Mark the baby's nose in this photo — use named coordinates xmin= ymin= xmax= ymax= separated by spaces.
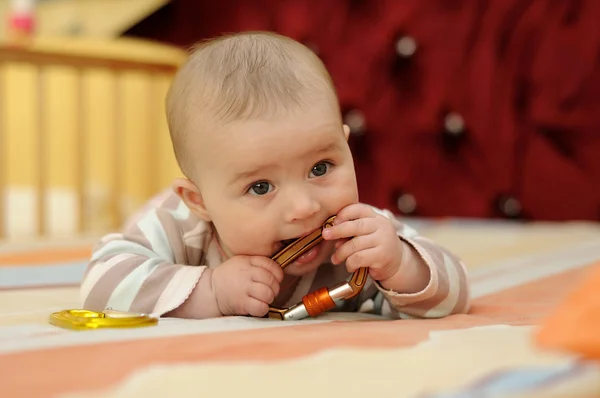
xmin=285 ymin=190 xmax=321 ymax=222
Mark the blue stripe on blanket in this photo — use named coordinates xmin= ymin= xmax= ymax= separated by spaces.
xmin=420 ymin=362 xmax=585 ymax=398
xmin=0 ymin=262 xmax=86 ymax=288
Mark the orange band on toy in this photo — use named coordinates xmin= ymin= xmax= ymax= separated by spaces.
xmin=302 ymin=287 xmax=336 ymax=317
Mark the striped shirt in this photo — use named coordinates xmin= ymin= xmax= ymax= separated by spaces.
xmin=80 ymin=189 xmax=470 ymax=319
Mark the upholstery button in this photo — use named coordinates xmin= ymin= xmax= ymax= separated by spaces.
xmin=396 ymin=193 xmax=417 ymax=215
xmin=344 ymin=109 xmax=366 ymax=135
xmin=444 ymin=112 xmax=465 ymax=136
xmin=395 ymin=35 xmax=417 ymax=58
xmin=498 ymin=195 xmax=522 ymax=218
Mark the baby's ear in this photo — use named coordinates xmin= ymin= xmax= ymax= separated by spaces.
xmin=343 ymin=124 xmax=351 ymax=140
xmin=172 ymin=178 xmax=211 ymax=222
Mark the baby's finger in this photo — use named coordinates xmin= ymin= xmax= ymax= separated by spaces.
xmin=250 ymin=267 xmax=281 ymax=297
xmin=243 ymin=297 xmax=270 ymax=317
xmin=323 ymin=217 xmax=377 ymax=240
xmin=247 ymin=282 xmax=277 ymax=305
xmin=345 ymin=247 xmax=379 ymax=272
xmin=331 ymin=235 xmax=376 ymax=265
xmin=250 ymin=256 xmax=284 ymax=283
xmin=333 ymin=203 xmax=376 ymax=224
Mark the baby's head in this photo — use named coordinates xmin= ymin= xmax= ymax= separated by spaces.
xmin=167 ymin=31 xmax=358 ymax=275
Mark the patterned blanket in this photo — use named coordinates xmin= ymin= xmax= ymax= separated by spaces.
xmin=1 ymin=219 xmax=600 ymax=398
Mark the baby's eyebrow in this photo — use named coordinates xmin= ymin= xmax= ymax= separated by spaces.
xmin=313 ymin=142 xmax=340 ymax=155
xmin=230 ymin=167 xmax=271 ymax=185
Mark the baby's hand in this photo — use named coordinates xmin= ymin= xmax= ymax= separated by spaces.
xmin=211 ymin=255 xmax=284 ymax=317
xmin=322 ymin=204 xmax=403 ymax=283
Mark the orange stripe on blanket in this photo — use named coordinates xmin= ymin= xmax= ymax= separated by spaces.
xmin=0 ymin=247 xmax=92 ymax=266
xmin=0 ymin=264 xmax=593 ymax=398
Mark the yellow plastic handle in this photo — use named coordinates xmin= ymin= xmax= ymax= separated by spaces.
xmin=49 ymin=309 xmax=158 ymax=330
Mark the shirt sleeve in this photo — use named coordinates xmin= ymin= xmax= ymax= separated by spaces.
xmin=79 ymin=191 xmax=212 ymax=317
xmin=368 ymin=208 xmax=471 ymax=319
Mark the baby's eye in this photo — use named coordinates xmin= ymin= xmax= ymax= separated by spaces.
xmin=309 ymin=161 xmax=331 ymax=178
xmin=248 ymin=181 xmax=273 ymax=196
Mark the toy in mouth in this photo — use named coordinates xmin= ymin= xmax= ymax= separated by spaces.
xmin=266 ymin=215 xmax=368 ymax=321
xmin=271 ymin=216 xmax=336 ymax=269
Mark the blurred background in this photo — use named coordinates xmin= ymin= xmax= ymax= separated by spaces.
xmin=0 ymin=0 xmax=598 ymax=248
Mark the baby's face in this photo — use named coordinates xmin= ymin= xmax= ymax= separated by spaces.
xmin=194 ymin=106 xmax=358 ymax=276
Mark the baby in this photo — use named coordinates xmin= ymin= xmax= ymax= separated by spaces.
xmin=80 ymin=32 xmax=470 ymax=320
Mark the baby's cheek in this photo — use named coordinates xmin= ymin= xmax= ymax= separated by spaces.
xmin=330 ymin=184 xmax=359 ymax=214
xmin=225 ymin=228 xmax=274 ymax=256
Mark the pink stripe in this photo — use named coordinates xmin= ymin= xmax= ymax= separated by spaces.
xmin=79 ymin=253 xmax=137 ymax=304
xmin=452 ymin=262 xmax=471 ymax=313
xmin=129 ymin=261 xmax=180 ymax=314
xmin=153 ymin=265 xmax=206 ymax=315
xmin=82 ymin=256 xmax=148 ymax=311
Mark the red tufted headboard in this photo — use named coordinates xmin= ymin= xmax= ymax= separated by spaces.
xmin=125 ymin=0 xmax=600 ymax=221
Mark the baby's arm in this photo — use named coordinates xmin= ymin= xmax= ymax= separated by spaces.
xmin=80 ymin=202 xmax=216 ymax=318
xmin=370 ymin=209 xmax=471 ymax=319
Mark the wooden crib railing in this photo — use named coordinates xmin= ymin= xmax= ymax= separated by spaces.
xmin=0 ymin=37 xmax=186 ymax=242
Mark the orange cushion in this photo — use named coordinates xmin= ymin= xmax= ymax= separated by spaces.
xmin=536 ymin=262 xmax=600 ymax=360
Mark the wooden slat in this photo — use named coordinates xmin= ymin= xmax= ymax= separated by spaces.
xmin=112 ymin=73 xmax=124 ymax=229
xmin=76 ymin=68 xmax=86 ymax=234
xmin=147 ymin=74 xmax=158 ymax=199
xmin=0 ymin=65 xmax=5 ymax=239
xmin=36 ymin=67 xmax=47 ymax=237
